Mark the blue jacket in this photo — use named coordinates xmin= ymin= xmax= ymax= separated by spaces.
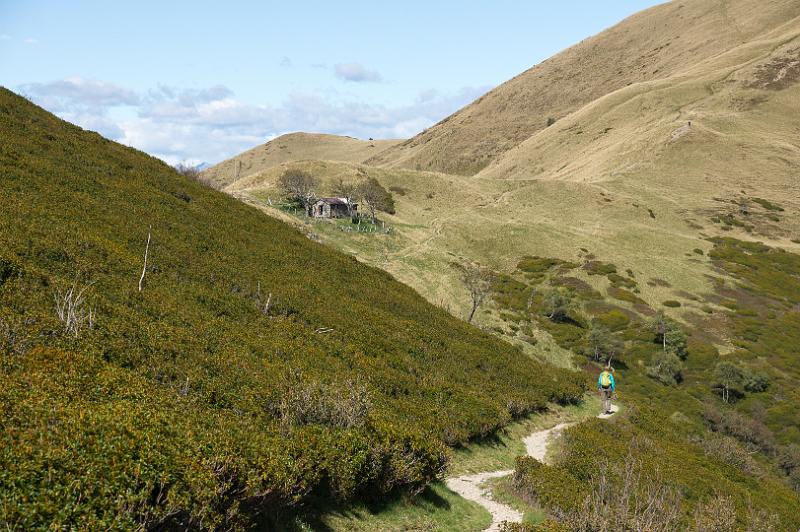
xmin=598 ymin=371 xmax=615 ymax=392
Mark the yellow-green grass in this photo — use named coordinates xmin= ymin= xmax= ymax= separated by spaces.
xmin=312 ymin=483 xmax=491 ymax=532
xmin=484 ymin=476 xmax=546 ymax=527
xmin=214 ymin=2 xmax=800 ymax=370
xmin=201 ymin=132 xmax=401 ymax=189
xmin=449 ymin=397 xmax=599 ymax=477
xmin=366 ymin=0 xmax=800 ymax=176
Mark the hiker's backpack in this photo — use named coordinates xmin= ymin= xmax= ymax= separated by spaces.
xmin=600 ymin=371 xmax=612 ymax=388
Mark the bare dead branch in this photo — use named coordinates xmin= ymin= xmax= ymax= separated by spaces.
xmin=139 ymin=226 xmax=151 ymax=292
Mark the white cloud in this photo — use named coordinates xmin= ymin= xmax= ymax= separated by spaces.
xmin=334 ymin=62 xmax=382 ymax=83
xmin=23 ymin=37 xmax=38 ymax=44
xmin=21 ymin=77 xmax=140 ymax=112
xmin=0 ymin=35 xmax=11 ymax=41
xmin=16 ymin=77 xmax=490 ymax=165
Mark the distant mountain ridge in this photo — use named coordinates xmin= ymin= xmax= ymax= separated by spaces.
xmin=365 ymin=0 xmax=800 ymax=175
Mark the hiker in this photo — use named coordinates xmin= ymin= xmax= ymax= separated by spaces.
xmin=598 ymin=367 xmax=615 ymax=415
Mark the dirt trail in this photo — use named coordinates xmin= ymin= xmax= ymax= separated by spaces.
xmin=446 ymin=405 xmax=618 ymax=531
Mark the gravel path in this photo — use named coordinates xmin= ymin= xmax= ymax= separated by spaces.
xmin=445 ymin=470 xmax=521 ymax=531
xmin=445 ymin=404 xmax=618 ymax=531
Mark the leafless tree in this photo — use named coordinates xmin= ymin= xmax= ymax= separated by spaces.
xmin=277 ymin=169 xmax=318 ymax=212
xmin=53 ymin=278 xmax=95 ymax=337
xmin=454 ymin=262 xmax=492 ymax=324
xmin=255 ymin=281 xmax=273 ymax=316
xmin=139 ymin=226 xmax=151 ymax=292
xmin=332 ymin=178 xmax=358 ymax=218
xmin=174 ymin=162 xmax=201 ymax=181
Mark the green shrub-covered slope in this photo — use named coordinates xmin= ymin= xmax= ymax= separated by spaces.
xmin=491 ymin=242 xmax=800 ymax=529
xmin=0 ymin=88 xmax=585 ymax=529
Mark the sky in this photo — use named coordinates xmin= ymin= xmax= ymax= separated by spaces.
xmin=1 ymin=1 xmax=662 ymax=165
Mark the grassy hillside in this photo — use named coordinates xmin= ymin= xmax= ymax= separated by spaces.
xmin=201 ymin=2 xmax=800 ymax=523
xmin=201 ymin=132 xmax=401 ymax=189
xmin=0 ymin=88 xmax=586 ymax=529
xmin=497 ymin=237 xmax=800 ymax=528
xmin=366 ymin=0 xmax=800 ymax=175
xmin=219 ymin=0 xmax=800 ymax=368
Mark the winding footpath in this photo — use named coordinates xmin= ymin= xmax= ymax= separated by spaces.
xmin=445 ymin=406 xmax=618 ymax=531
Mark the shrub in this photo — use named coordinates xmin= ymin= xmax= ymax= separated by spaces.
xmin=744 ymin=371 xmax=770 ymax=393
xmin=0 ymin=89 xmax=587 ymax=527
xmin=583 ymin=260 xmax=617 ymax=276
xmin=608 ymin=286 xmax=645 ymax=305
xmin=517 ymin=256 xmax=565 ymax=277
xmin=512 ymin=456 xmax=586 ymax=512
xmin=607 ymin=273 xmax=636 ymax=289
xmin=662 ymin=300 xmax=681 ymax=308
xmin=703 ymin=406 xmax=776 ymax=454
xmin=751 ymin=197 xmax=784 ymax=212
xmin=695 ymin=434 xmax=763 ymax=476
xmin=551 ymin=276 xmax=602 ymax=300
xmin=693 ymin=495 xmax=737 ymax=532
xmin=592 ymin=308 xmax=630 ymax=331
xmin=514 ymin=451 xmax=684 ymax=531
xmin=273 ymin=371 xmax=371 ymax=430
xmin=646 ymin=351 xmax=683 ymax=386
xmin=778 ymin=444 xmax=800 ymax=476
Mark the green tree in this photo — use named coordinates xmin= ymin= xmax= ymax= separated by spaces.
xmin=586 ymin=323 xmax=622 ymax=363
xmin=713 ymin=361 xmax=745 ymax=403
xmin=357 ymin=177 xmax=395 ymax=223
xmin=542 ymin=287 xmax=574 ymax=322
xmin=650 ymin=311 xmax=687 ymax=359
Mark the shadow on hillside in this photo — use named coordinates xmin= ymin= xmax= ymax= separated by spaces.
xmin=269 ymin=485 xmax=451 ymax=531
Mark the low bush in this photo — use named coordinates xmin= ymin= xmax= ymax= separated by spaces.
xmin=703 ymin=405 xmax=776 ymax=455
xmin=592 ymin=308 xmax=631 ymax=331
xmin=751 ymin=197 xmax=784 ymax=212
xmin=608 ymin=286 xmax=646 ymax=305
xmin=744 ymin=371 xmax=770 ymax=393
xmin=583 ymin=260 xmax=617 ymax=276
xmin=607 ymin=272 xmax=636 ymax=289
xmin=517 ymin=256 xmax=566 ymax=277
xmin=694 ymin=434 xmax=763 ymax=477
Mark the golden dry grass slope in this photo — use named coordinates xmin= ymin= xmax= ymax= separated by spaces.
xmin=366 ymin=0 xmax=800 ymax=176
xmin=200 ymin=132 xmax=401 ymax=188
xmin=214 ymin=0 xmax=800 ymax=364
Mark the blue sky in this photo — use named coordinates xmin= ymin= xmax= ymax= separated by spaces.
xmin=1 ymin=1 xmax=662 ymax=165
